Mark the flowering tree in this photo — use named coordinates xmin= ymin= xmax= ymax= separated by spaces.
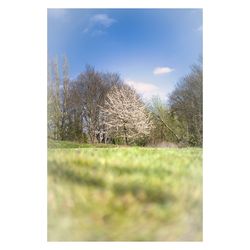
xmin=100 ymin=84 xmax=152 ymax=144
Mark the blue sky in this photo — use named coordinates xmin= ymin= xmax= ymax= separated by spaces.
xmin=48 ymin=9 xmax=202 ymax=100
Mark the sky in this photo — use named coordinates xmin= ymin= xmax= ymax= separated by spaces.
xmin=48 ymin=9 xmax=202 ymax=100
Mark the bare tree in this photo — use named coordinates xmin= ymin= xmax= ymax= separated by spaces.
xmin=47 ymin=56 xmax=62 ymax=140
xmin=100 ymin=84 xmax=153 ymax=145
xmin=47 ymin=58 xmax=54 ymax=139
xmin=60 ymin=55 xmax=70 ymax=140
xmin=95 ymin=72 xmax=122 ymax=143
xmin=149 ymin=96 xmax=181 ymax=144
xmin=169 ymin=59 xmax=203 ymax=146
xmin=66 ymin=81 xmax=86 ymax=141
xmin=72 ymin=66 xmax=113 ymax=143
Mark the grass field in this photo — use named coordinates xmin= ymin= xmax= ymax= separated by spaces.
xmin=48 ymin=141 xmax=202 ymax=241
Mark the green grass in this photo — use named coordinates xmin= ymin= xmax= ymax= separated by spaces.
xmin=48 ymin=141 xmax=202 ymax=241
xmin=48 ymin=139 xmax=116 ymax=149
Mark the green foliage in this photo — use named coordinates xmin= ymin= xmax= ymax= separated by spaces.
xmin=48 ymin=145 xmax=202 ymax=241
xmin=149 ymin=96 xmax=181 ymax=144
xmin=133 ymin=136 xmax=149 ymax=146
xmin=112 ymin=136 xmax=124 ymax=145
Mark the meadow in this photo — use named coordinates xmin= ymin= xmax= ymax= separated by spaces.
xmin=48 ymin=140 xmax=202 ymax=241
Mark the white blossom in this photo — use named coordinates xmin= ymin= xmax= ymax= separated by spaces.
xmin=100 ymin=84 xmax=153 ymax=144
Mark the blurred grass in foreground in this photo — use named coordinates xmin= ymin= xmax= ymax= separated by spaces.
xmin=48 ymin=142 xmax=202 ymax=241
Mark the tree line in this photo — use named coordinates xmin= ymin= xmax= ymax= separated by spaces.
xmin=47 ymin=56 xmax=202 ymax=147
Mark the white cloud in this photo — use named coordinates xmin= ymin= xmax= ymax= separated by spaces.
xmin=90 ymin=14 xmax=116 ymax=28
xmin=153 ymin=67 xmax=174 ymax=75
xmin=125 ymin=79 xmax=166 ymax=100
xmin=83 ymin=14 xmax=116 ymax=36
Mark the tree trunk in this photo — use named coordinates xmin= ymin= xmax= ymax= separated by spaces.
xmin=104 ymin=133 xmax=107 ymax=144
xmin=123 ymin=124 xmax=128 ymax=145
xmin=156 ymin=114 xmax=180 ymax=142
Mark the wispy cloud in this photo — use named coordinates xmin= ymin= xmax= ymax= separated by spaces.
xmin=83 ymin=14 xmax=116 ymax=36
xmin=90 ymin=14 xmax=116 ymax=28
xmin=197 ymin=25 xmax=203 ymax=32
xmin=153 ymin=67 xmax=174 ymax=75
xmin=125 ymin=79 xmax=166 ymax=99
xmin=91 ymin=30 xmax=106 ymax=37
